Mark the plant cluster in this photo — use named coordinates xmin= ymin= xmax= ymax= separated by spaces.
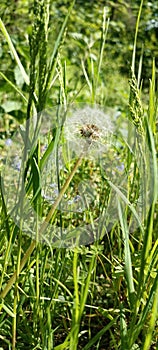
xmin=0 ymin=1 xmax=157 ymax=349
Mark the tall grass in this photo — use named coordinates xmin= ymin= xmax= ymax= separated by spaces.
xmin=0 ymin=1 xmax=158 ymax=350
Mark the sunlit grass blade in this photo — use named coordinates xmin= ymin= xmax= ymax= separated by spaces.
xmin=0 ymin=72 xmax=27 ymax=102
xmin=129 ymin=272 xmax=158 ymax=348
xmin=117 ymin=201 xmax=135 ymax=304
xmin=0 ymin=18 xmax=29 ymax=85
xmin=132 ymin=0 xmax=144 ymax=73
xmin=96 ymin=7 xmax=109 ymax=85
xmin=44 ymin=0 xmax=75 ymax=95
xmin=0 ymin=301 xmax=15 ymax=318
xmin=148 ymin=58 xmax=157 ymax=134
xmin=81 ymin=59 xmax=92 ymax=95
xmin=106 ymin=178 xmax=144 ymax=234
xmin=79 ymin=254 xmax=96 ymax=318
xmin=142 ymin=276 xmax=158 ymax=350
xmin=137 ymin=118 xmax=158 ymax=297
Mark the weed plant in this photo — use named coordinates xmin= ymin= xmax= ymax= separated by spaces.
xmin=0 ymin=1 xmax=157 ymax=349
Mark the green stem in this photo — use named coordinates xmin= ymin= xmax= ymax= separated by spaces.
xmin=0 ymin=153 xmax=83 ymax=300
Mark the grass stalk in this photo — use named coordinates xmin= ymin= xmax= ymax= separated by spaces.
xmin=0 ymin=153 xmax=84 ymax=300
xmin=0 ymin=19 xmax=29 ymax=85
xmin=132 ymin=0 xmax=144 ymax=73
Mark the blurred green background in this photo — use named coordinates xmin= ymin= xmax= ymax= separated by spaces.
xmin=0 ymin=0 xmax=157 ymax=132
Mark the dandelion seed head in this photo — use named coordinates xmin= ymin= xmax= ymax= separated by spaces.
xmin=64 ymin=105 xmax=114 ymax=158
xmin=80 ymin=124 xmax=99 ymax=141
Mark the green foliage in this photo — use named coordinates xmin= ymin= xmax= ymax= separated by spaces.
xmin=0 ymin=1 xmax=158 ymax=350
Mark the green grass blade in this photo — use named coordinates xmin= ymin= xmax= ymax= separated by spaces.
xmin=148 ymin=58 xmax=156 ymax=134
xmin=0 ymin=302 xmax=15 ymax=318
xmin=83 ymin=318 xmax=117 ymax=350
xmin=45 ymin=0 xmax=75 ymax=95
xmin=130 ymin=272 xmax=158 ymax=347
xmin=120 ymin=302 xmax=128 ymax=350
xmin=97 ymin=7 xmax=109 ymax=85
xmin=106 ymin=178 xmax=144 ymax=234
xmin=79 ymin=254 xmax=96 ymax=318
xmin=142 ymin=276 xmax=158 ymax=350
xmin=0 ymin=19 xmax=29 ymax=85
xmin=138 ymin=119 xmax=158 ymax=296
xmin=118 ymin=201 xmax=135 ymax=304
xmin=132 ymin=0 xmax=144 ymax=73
xmin=0 ymin=72 xmax=27 ymax=102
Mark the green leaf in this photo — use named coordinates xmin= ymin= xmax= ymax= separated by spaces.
xmin=83 ymin=319 xmax=117 ymax=350
xmin=14 ymin=65 xmax=25 ymax=89
xmin=1 ymin=100 xmax=22 ymax=113
xmin=0 ymin=72 xmax=27 ymax=102
xmin=0 ymin=302 xmax=15 ymax=318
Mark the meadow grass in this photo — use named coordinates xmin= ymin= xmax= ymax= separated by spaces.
xmin=0 ymin=1 xmax=158 ymax=349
